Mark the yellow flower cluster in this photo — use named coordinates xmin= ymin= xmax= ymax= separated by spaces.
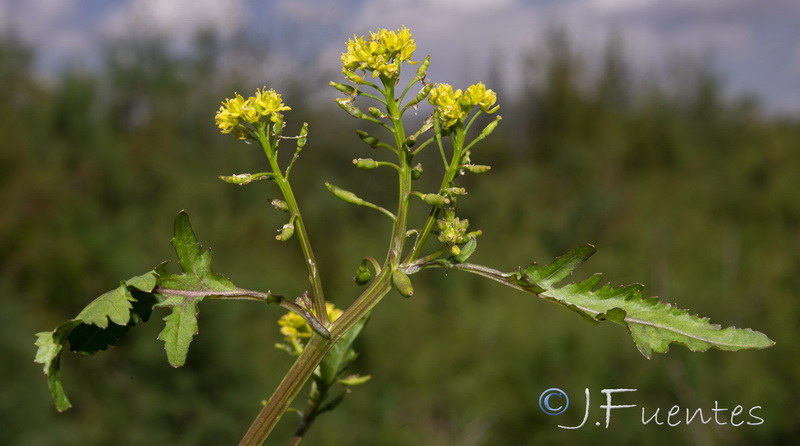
xmin=341 ymin=26 xmax=417 ymax=79
xmin=215 ymin=87 xmax=291 ymax=135
xmin=276 ymin=302 xmax=343 ymax=356
xmin=428 ymin=82 xmax=499 ymax=128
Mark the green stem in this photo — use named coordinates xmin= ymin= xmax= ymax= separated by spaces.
xmin=239 ymin=268 xmax=394 ymax=446
xmin=154 ymin=287 xmax=330 ymax=338
xmin=404 ymin=125 xmax=466 ymax=264
xmin=384 ymin=84 xmax=413 ymax=266
xmin=259 ymin=129 xmax=328 ymax=326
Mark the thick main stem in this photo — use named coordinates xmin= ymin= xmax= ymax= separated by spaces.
xmin=239 ymin=268 xmax=394 ymax=445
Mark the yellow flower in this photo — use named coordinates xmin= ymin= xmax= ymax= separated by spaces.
xmin=276 ymin=302 xmax=343 ymax=356
xmin=253 ymin=87 xmax=291 ymax=122
xmin=429 ymin=82 xmax=499 ymax=128
xmin=341 ymin=26 xmax=416 ymax=80
xmin=215 ymin=93 xmax=247 ymax=133
xmin=429 ymin=83 xmax=467 ymax=128
xmin=214 ymin=88 xmax=292 ymax=134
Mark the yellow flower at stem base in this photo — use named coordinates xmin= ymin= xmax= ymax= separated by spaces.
xmin=276 ymin=302 xmax=343 ymax=356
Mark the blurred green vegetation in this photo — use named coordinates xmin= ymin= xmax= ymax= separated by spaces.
xmin=2 ymin=28 xmax=798 ymax=445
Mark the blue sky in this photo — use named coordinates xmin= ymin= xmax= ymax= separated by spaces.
xmin=2 ymin=0 xmax=799 ymax=114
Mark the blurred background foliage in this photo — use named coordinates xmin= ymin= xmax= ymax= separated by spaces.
xmin=1 ymin=27 xmax=798 ymax=445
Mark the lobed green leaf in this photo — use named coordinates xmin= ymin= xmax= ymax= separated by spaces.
xmin=517 ymin=245 xmax=775 ymax=358
xmin=152 ymin=211 xmax=240 ymax=366
xmin=34 ymin=211 xmax=248 ymax=410
xmin=33 ymin=271 xmax=159 ymax=411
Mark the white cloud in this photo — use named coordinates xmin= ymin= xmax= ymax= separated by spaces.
xmin=274 ymin=0 xmax=347 ymax=24
xmin=589 ymin=0 xmax=657 ymax=13
xmin=101 ymin=0 xmax=247 ymax=47
xmin=3 ymin=0 xmax=798 ymax=112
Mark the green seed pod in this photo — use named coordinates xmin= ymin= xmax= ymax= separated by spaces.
xmin=419 ymin=193 xmax=450 ymax=207
xmin=276 ymin=223 xmax=295 ymax=241
xmin=367 ymin=107 xmax=384 ymax=119
xmin=479 ymin=115 xmax=502 ymax=139
xmin=418 ymin=115 xmax=434 ymax=135
xmin=343 ymin=70 xmax=364 ymax=84
xmin=353 ymin=158 xmax=379 ymax=170
xmin=354 ymin=259 xmax=371 ymax=286
xmin=296 ymin=122 xmax=309 ymax=149
xmin=411 ymin=163 xmax=423 ymax=180
xmin=415 ymin=56 xmax=431 ymax=79
xmin=356 ymin=130 xmax=380 ymax=148
xmin=464 ymin=164 xmax=492 ymax=174
xmin=460 ymin=150 xmax=472 ymax=165
xmin=219 ymin=173 xmax=255 ymax=185
xmin=392 ymin=269 xmax=414 ymax=298
xmin=453 ymin=237 xmax=478 ymax=263
xmin=270 ymin=199 xmax=289 ymax=212
xmin=336 ymin=98 xmax=366 ymax=119
xmin=272 ymin=114 xmax=285 ymax=137
xmin=338 ymin=374 xmax=371 ymax=387
xmin=444 ymin=187 xmax=466 ymax=196
xmin=330 ymin=81 xmax=356 ymax=95
xmin=325 ymin=182 xmax=365 ymax=205
xmin=404 ymin=84 xmax=433 ymax=111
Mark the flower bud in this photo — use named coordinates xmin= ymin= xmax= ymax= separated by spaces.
xmin=354 ymin=259 xmax=371 ymax=285
xmin=392 ymin=269 xmax=414 ymax=297
xmin=353 ymin=158 xmax=379 ymax=170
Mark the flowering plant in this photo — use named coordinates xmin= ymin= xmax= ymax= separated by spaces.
xmin=35 ymin=26 xmax=773 ymax=445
